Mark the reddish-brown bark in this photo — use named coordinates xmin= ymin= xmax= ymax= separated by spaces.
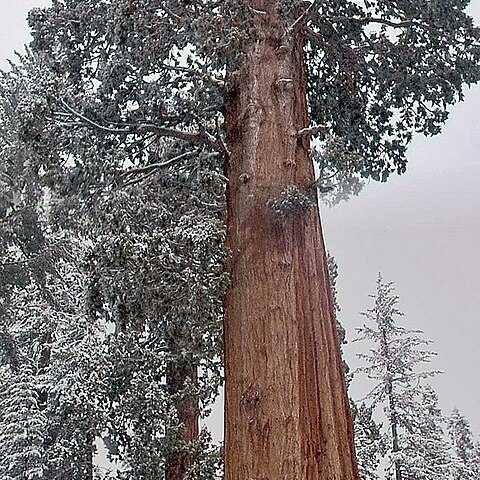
xmin=223 ymin=3 xmax=359 ymax=479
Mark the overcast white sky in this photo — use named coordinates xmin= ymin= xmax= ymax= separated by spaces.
xmin=1 ymin=1 xmax=479 ymax=437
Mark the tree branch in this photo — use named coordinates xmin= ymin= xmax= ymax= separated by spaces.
xmin=58 ymin=99 xmax=211 ymax=145
xmin=328 ymin=16 xmax=418 ymax=29
xmin=248 ymin=6 xmax=268 ymax=16
xmin=120 ymin=148 xmax=201 ymax=180
xmin=297 ymin=124 xmax=328 ymax=137
xmin=158 ymin=63 xmax=225 ymax=88
xmin=158 ymin=4 xmax=182 ymax=22
xmin=288 ymin=0 xmax=324 ymax=33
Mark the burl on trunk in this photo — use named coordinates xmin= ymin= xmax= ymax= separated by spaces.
xmin=223 ymin=3 xmax=359 ymax=479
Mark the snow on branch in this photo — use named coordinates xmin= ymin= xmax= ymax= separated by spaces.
xmin=288 ymin=0 xmax=325 ymax=33
xmin=327 ymin=16 xmax=419 ymax=29
xmin=119 ymin=148 xmax=202 ymax=182
xmin=297 ymin=124 xmax=328 ymax=137
xmin=57 ymin=99 xmax=215 ymax=146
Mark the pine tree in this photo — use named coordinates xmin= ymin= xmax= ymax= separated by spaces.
xmin=398 ymin=384 xmax=456 ymax=480
xmin=1 ymin=1 xmax=479 ymax=478
xmin=0 ymin=64 xmax=104 ymax=479
xmin=0 ymin=243 xmax=103 ymax=479
xmin=473 ymin=440 xmax=480 ymax=479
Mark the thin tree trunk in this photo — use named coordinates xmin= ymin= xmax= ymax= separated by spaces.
xmin=83 ymin=432 xmax=94 ymax=480
xmin=223 ymin=3 xmax=359 ymax=479
xmin=115 ymin=312 xmax=199 ymax=480
xmin=388 ymin=387 xmax=402 ymax=480
xmin=380 ymin=323 xmax=402 ymax=480
xmin=166 ymin=351 xmax=199 ymax=480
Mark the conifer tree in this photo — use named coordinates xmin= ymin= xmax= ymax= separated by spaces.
xmin=1 ymin=1 xmax=480 ymax=478
xmin=474 ymin=440 xmax=480 ymax=479
xmin=355 ymin=275 xmax=449 ymax=480
xmin=352 ymin=402 xmax=382 ymax=480
xmin=448 ymin=408 xmax=479 ymax=480
xmin=0 ymin=243 xmax=103 ymax=479
xmin=398 ymin=384 xmax=456 ymax=480
xmin=0 ymin=64 xmax=104 ymax=479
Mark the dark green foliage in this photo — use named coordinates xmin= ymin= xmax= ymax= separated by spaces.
xmin=305 ymin=0 xmax=480 ymax=181
xmin=0 ymin=44 xmax=227 ymax=479
xmin=91 ymin=158 xmax=227 ymax=476
xmin=25 ymin=1 xmax=480 ymax=190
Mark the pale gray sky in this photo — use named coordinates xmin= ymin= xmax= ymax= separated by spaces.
xmin=1 ymin=1 xmax=479 ymax=438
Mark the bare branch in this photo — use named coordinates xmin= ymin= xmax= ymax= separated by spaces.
xmin=60 ymin=100 xmax=126 ymax=134
xmin=158 ymin=4 xmax=182 ymax=21
xmin=328 ymin=16 xmax=418 ymax=29
xmin=0 ymin=171 xmax=14 ymax=185
xmin=59 ymin=99 xmax=211 ymax=145
xmin=248 ymin=6 xmax=267 ymax=16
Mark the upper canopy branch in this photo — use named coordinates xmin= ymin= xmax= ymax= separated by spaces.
xmin=288 ymin=0 xmax=324 ymax=33
xmin=289 ymin=2 xmax=417 ymax=34
xmin=327 ymin=16 xmax=419 ymax=29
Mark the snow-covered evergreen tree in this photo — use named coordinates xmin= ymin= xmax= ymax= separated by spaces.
xmin=91 ymin=174 xmax=226 ymax=478
xmin=1 ymin=0 xmax=480 ymax=478
xmin=0 ymin=59 xmax=105 ymax=479
xmin=448 ymin=408 xmax=479 ymax=480
xmin=0 ymin=242 xmax=103 ymax=479
xmin=0 ymin=49 xmax=227 ymax=478
xmin=354 ymin=274 xmax=451 ymax=480
xmin=473 ymin=440 xmax=480 ymax=480
xmin=352 ymin=402 xmax=382 ymax=480
xmin=396 ymin=384 xmax=455 ymax=480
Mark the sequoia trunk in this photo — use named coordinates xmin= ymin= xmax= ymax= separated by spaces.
xmin=224 ymin=3 xmax=359 ymax=479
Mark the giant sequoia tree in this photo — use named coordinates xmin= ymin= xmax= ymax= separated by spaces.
xmin=2 ymin=0 xmax=479 ymax=479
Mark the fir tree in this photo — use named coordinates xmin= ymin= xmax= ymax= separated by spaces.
xmin=448 ymin=408 xmax=479 ymax=480
xmin=352 ymin=402 xmax=382 ymax=480
xmin=473 ymin=440 xmax=480 ymax=480
xmin=0 ymin=63 xmax=104 ymax=479
xmin=397 ymin=384 xmax=456 ymax=480
xmin=355 ymin=274 xmax=447 ymax=480
xmin=0 ymin=243 xmax=103 ymax=479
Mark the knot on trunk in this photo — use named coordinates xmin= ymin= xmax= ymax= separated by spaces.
xmin=275 ymin=78 xmax=294 ymax=95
